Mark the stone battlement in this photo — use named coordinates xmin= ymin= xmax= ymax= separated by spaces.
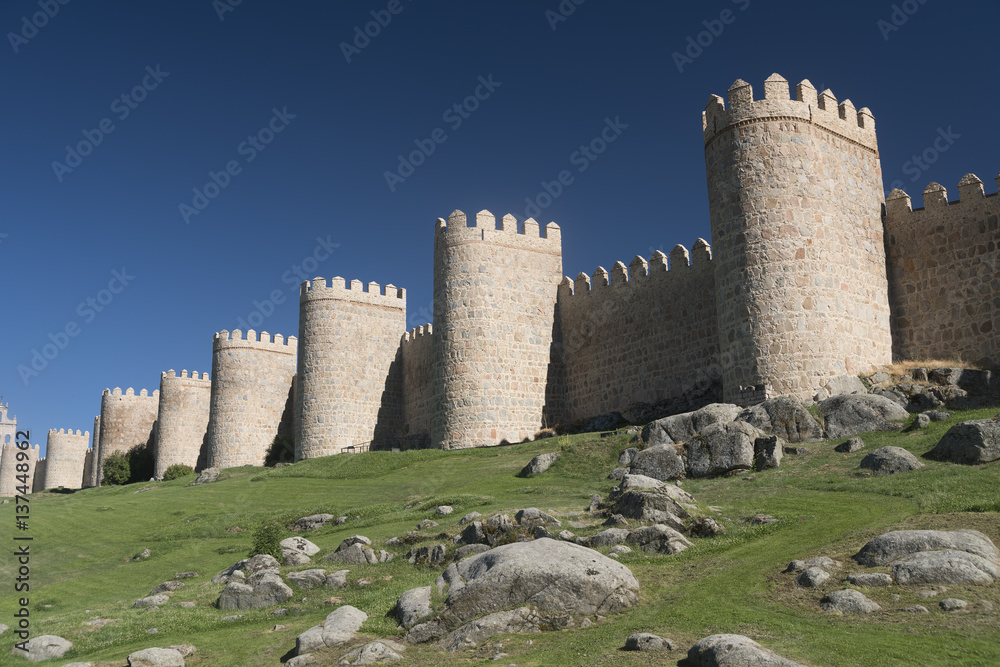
xmin=436 ymin=209 xmax=561 ymax=255
xmin=103 ymin=387 xmax=159 ymax=399
xmin=885 ymin=173 xmax=1000 ymax=217
xmin=703 ymin=73 xmax=878 ymax=153
xmin=401 ymin=323 xmax=433 ymax=344
xmin=300 ymin=277 xmax=406 ymax=307
xmin=213 ymin=329 xmax=296 ymax=354
xmin=558 ymin=240 xmax=712 ymax=300
xmin=48 ymin=428 xmax=89 ymax=437
xmin=162 ymin=369 xmax=211 ymax=382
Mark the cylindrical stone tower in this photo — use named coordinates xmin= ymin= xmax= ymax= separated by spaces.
xmin=432 ymin=209 xmax=563 ymax=449
xmin=98 ymin=387 xmax=159 ymax=475
xmin=206 ymin=329 xmax=297 ymax=469
xmin=704 ymin=73 xmax=892 ymax=404
xmin=156 ymin=369 xmax=212 ymax=477
xmin=296 ymin=278 xmax=406 ymax=459
xmin=42 ymin=428 xmax=89 ymax=490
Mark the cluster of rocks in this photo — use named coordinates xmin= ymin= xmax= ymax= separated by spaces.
xmin=215 ymin=555 xmax=294 ymax=611
xmin=324 ymin=536 xmax=393 ymax=565
xmin=11 ymin=637 xmax=195 ymax=666
xmin=867 ymin=367 xmax=999 ymax=413
xmin=781 ymin=529 xmax=999 ymax=616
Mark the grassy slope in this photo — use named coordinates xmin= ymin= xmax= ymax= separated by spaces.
xmin=1 ymin=406 xmax=998 ymax=666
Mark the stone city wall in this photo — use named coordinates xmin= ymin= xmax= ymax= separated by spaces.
xmin=156 ymin=369 xmax=212 ymax=477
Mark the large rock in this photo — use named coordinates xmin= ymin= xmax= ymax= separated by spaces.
xmin=891 ymin=550 xmax=1000 ymax=585
xmin=608 ymin=475 xmax=691 ymax=529
xmin=737 ymin=396 xmax=823 ymax=443
xmin=859 ymin=446 xmax=925 ymax=476
xmin=625 ymin=524 xmax=693 ymax=555
xmin=295 ymin=606 xmax=368 ymax=654
xmin=628 ymin=444 xmax=685 ymax=481
xmin=10 ymin=635 xmax=72 ymax=662
xmin=514 ymin=508 xmax=561 ymax=530
xmin=687 ymin=634 xmax=805 ymax=666
xmin=433 ymin=538 xmax=639 ymax=626
xmin=438 ymin=607 xmax=541 ymax=652
xmin=134 ymin=595 xmax=169 ymax=608
xmin=927 ymin=417 xmax=1000 ymax=464
xmin=244 ymin=554 xmax=281 ymax=575
xmin=585 ymin=528 xmax=630 ymax=547
xmin=819 ymin=375 xmax=868 ymax=398
xmin=642 ymin=403 xmax=742 ymax=444
xmin=338 ymin=640 xmax=405 ymax=665
xmin=753 ymin=436 xmax=783 ymax=471
xmin=818 ymin=394 xmax=909 ymax=439
xmin=291 ymin=514 xmax=335 ymax=532
xmin=192 ymin=468 xmax=219 ymax=485
xmin=795 ymin=567 xmax=829 ymax=588
xmin=281 ymin=537 xmax=320 ymax=557
xmin=519 ymin=452 xmax=558 ymax=477
xmin=287 ymin=569 xmax=329 ymax=590
xmin=819 ymin=589 xmax=881 ymax=614
xmin=624 ymin=633 xmax=673 ymax=651
xmin=853 ymin=529 xmax=1000 ymax=566
xmin=217 ymin=571 xmax=292 ymax=610
xmin=687 ymin=422 xmax=763 ymax=477
xmin=396 ymin=586 xmax=433 ymax=629
xmin=127 ymin=647 xmax=185 ymax=666
xmin=326 ymin=543 xmax=392 ymax=565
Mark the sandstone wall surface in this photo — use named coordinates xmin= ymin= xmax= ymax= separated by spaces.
xmin=156 ymin=370 xmax=212 ymax=476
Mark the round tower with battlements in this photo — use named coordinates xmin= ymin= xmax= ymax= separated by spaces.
xmin=206 ymin=330 xmax=297 ymax=468
xmin=156 ymin=369 xmax=212 ymax=477
xmin=431 ymin=210 xmax=563 ymax=449
xmin=296 ymin=278 xmax=406 ymax=459
xmin=42 ymin=428 xmax=89 ymax=490
xmin=703 ymin=73 xmax=892 ymax=404
xmin=98 ymin=387 xmax=159 ymax=477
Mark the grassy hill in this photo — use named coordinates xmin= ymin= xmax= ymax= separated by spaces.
xmin=2 ymin=405 xmax=999 ymax=666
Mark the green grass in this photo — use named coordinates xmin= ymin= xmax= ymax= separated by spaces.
xmin=2 ymin=406 xmax=999 ymax=665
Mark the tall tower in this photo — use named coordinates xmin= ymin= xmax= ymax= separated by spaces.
xmin=98 ymin=387 xmax=159 ymax=475
xmin=431 ymin=210 xmax=562 ymax=449
xmin=704 ymin=74 xmax=892 ymax=403
xmin=0 ymin=402 xmax=15 ymax=449
xmin=156 ymin=369 xmax=212 ymax=476
xmin=206 ymin=330 xmax=296 ymax=468
xmin=42 ymin=428 xmax=89 ymax=490
xmin=296 ymin=279 xmax=406 ymax=459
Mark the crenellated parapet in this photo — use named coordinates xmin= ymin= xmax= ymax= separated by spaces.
xmin=703 ymin=73 xmax=878 ymax=154
xmin=213 ymin=329 xmax=297 ymax=355
xmin=557 ymin=240 xmax=713 ymax=301
xmin=884 ymin=173 xmax=1000 ymax=364
xmin=42 ymin=427 xmax=90 ymax=490
xmin=156 ymin=368 xmax=213 ymax=477
xmin=435 ymin=209 xmax=561 ymax=257
xmin=300 ymin=277 xmax=406 ymax=308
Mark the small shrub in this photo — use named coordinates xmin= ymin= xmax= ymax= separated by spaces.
xmin=163 ymin=464 xmax=195 ymax=481
xmin=102 ymin=452 xmax=130 ymax=486
xmin=264 ymin=435 xmax=294 ymax=467
xmin=126 ymin=443 xmax=155 ymax=483
xmin=249 ymin=521 xmax=285 ymax=560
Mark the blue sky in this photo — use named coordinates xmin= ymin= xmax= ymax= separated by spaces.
xmin=3 ymin=0 xmax=998 ymax=454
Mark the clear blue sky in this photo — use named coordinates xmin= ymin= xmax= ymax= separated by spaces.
xmin=3 ymin=0 xmax=998 ymax=454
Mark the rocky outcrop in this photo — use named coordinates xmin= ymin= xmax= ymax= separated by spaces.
xmin=217 ymin=571 xmax=292 ymax=610
xmin=686 ymin=422 xmax=763 ymax=477
xmin=736 ymin=396 xmax=823 ymax=442
xmin=687 ymin=634 xmax=805 ymax=666
xmin=127 ymin=647 xmax=186 ymax=666
xmin=642 ymin=403 xmax=742 ymax=445
xmin=859 ymin=446 xmax=925 ymax=475
xmin=519 ymin=453 xmax=558 ymax=477
xmin=891 ymin=550 xmax=1000 ymax=585
xmin=437 ymin=607 xmax=542 ymax=652
xmin=853 ymin=530 xmax=999 ymax=566
xmin=818 ymin=395 xmax=909 ymax=439
xmin=396 ymin=586 xmax=433 ymax=629
xmin=10 ymin=635 xmax=72 ymax=662
xmin=627 ymin=444 xmax=685 ymax=481
xmin=926 ymin=416 xmax=1000 ymax=464
xmin=607 ymin=474 xmax=692 ymax=529
xmin=295 ymin=606 xmax=368 ymax=655
xmin=291 ymin=514 xmax=335 ymax=532
xmin=819 ymin=589 xmax=881 ymax=614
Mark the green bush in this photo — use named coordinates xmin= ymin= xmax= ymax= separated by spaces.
xmin=162 ymin=464 xmax=195 ymax=481
xmin=102 ymin=452 xmax=130 ymax=486
xmin=249 ymin=521 xmax=285 ymax=560
xmin=126 ymin=444 xmax=155 ymax=483
xmin=264 ymin=434 xmax=295 ymax=467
